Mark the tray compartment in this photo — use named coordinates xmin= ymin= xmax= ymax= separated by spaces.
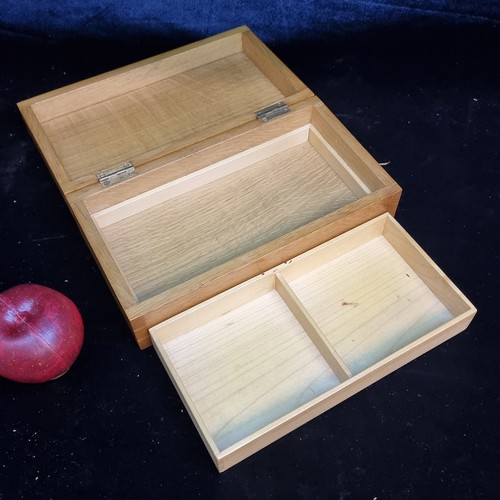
xmin=152 ymin=273 xmax=341 ymax=459
xmin=280 ymin=215 xmax=474 ymax=375
xmin=284 ymin=235 xmax=454 ymax=375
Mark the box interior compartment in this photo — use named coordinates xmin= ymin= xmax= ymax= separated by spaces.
xmin=90 ymin=117 xmax=380 ymax=303
xmin=150 ymin=214 xmax=475 ymax=470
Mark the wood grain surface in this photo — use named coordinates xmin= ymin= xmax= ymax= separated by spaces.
xmin=164 ymin=288 xmax=340 ymax=451
xmin=101 ymin=140 xmax=357 ymax=300
xmin=42 ymin=53 xmax=284 ymax=181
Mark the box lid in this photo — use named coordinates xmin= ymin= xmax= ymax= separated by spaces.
xmin=17 ymin=26 xmax=313 ymax=195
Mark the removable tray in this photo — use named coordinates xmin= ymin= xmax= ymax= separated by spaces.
xmin=150 ymin=213 xmax=476 ymax=471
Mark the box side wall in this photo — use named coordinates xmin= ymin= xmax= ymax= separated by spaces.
xmin=383 ymin=216 xmax=476 ymax=316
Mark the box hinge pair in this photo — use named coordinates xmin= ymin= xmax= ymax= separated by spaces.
xmin=95 ymin=103 xmax=289 ymax=187
xmin=96 ymin=161 xmax=137 ymax=187
xmin=256 ymin=102 xmax=290 ymax=122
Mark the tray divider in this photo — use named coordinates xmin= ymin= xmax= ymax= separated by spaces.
xmin=274 ymin=271 xmax=352 ymax=382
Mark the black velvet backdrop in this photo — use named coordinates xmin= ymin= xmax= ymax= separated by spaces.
xmin=1 ymin=2 xmax=499 ymax=498
xmin=1 ymin=0 xmax=499 ymax=41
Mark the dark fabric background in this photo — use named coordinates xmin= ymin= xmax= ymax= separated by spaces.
xmin=1 ymin=2 xmax=499 ymax=499
xmin=1 ymin=0 xmax=499 ymax=41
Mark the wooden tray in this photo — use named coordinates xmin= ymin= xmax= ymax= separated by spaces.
xmin=18 ymin=26 xmax=401 ymax=348
xmin=150 ymin=213 xmax=476 ymax=471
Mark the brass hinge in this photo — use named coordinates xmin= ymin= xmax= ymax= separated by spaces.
xmin=256 ymin=102 xmax=290 ymax=122
xmin=96 ymin=161 xmax=136 ymax=187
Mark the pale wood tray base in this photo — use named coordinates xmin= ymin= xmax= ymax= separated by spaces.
xmin=165 ymin=286 xmax=340 ymax=452
xmin=287 ymin=235 xmax=454 ymax=375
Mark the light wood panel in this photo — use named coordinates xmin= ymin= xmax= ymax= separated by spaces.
xmin=383 ymin=216 xmax=475 ymax=317
xmin=27 ymin=27 xmax=246 ymax=123
xmin=287 ymin=235 xmax=454 ymax=375
xmin=310 ymin=104 xmax=395 ymax=192
xmin=163 ymin=287 xmax=340 ymax=452
xmin=92 ymin=126 xmax=310 ymax=227
xmin=275 ymin=271 xmax=352 ymax=382
xmin=42 ymin=53 xmax=285 ymax=182
xmin=99 ymin=140 xmax=358 ymax=301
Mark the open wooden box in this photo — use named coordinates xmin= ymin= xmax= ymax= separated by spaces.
xmin=18 ymin=26 xmax=401 ymax=348
xmin=18 ymin=27 xmax=475 ymax=471
xmin=151 ymin=214 xmax=475 ymax=471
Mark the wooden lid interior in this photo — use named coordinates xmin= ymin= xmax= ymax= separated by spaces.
xmin=18 ymin=27 xmax=311 ymax=194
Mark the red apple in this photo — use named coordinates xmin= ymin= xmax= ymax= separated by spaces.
xmin=0 ymin=284 xmax=84 ymax=383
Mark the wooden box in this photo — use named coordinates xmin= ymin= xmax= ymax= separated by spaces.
xmin=150 ymin=214 xmax=475 ymax=471
xmin=18 ymin=27 xmax=475 ymax=471
xmin=18 ymin=26 xmax=401 ymax=348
